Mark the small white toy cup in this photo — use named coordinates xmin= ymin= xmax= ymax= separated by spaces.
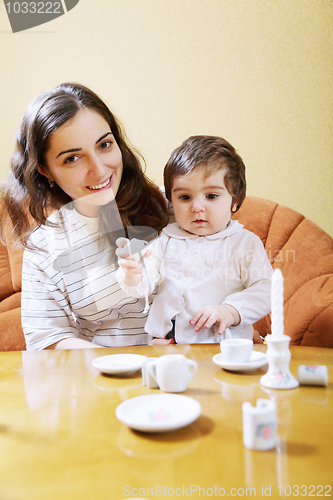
xmin=116 ymin=237 xmax=150 ymax=262
xmin=220 ymin=338 xmax=253 ymax=364
xmin=148 ymin=354 xmax=197 ymax=393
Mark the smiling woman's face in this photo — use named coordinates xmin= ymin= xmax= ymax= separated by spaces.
xmin=41 ymin=108 xmax=123 ymax=217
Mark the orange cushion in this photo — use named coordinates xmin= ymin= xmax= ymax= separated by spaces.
xmin=233 ymin=197 xmax=333 ymax=347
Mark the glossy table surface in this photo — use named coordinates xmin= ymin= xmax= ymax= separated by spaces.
xmin=0 ymin=344 xmax=332 ymax=500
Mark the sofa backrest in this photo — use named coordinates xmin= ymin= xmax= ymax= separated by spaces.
xmin=0 ymin=208 xmax=24 ymax=301
xmin=232 ymin=196 xmax=333 ymax=346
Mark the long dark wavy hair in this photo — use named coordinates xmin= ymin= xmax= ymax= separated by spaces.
xmin=0 ymin=83 xmax=168 ymax=247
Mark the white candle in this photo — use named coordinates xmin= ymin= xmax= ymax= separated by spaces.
xmin=271 ymin=268 xmax=284 ymax=336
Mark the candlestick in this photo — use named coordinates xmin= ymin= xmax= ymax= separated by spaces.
xmin=260 ymin=335 xmax=299 ymax=389
xmin=271 ymin=268 xmax=284 ymax=336
xmin=260 ymin=268 xmax=299 ymax=389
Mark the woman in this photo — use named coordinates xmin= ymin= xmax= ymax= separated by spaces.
xmin=0 ymin=83 xmax=169 ymax=350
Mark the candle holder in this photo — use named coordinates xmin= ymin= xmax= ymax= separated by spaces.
xmin=260 ymin=334 xmax=299 ymax=389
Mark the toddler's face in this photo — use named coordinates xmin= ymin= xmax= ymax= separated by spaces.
xmin=171 ymin=168 xmax=233 ymax=236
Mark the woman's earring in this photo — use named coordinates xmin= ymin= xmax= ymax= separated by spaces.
xmin=49 ymin=179 xmax=54 ymax=188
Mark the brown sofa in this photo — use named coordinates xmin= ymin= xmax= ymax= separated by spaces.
xmin=0 ymin=196 xmax=332 ymax=351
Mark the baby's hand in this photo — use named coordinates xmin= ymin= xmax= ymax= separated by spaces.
xmin=115 ymin=237 xmax=152 ymax=285
xmin=189 ymin=304 xmax=240 ymax=335
xmin=116 ymin=238 xmax=152 ymax=262
xmin=116 ymin=238 xmax=152 ymax=271
xmin=253 ymin=329 xmax=264 ymax=344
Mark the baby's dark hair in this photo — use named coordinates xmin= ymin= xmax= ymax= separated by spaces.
xmin=164 ymin=135 xmax=246 ymax=214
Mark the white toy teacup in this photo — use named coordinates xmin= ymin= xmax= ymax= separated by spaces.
xmin=220 ymin=338 xmax=253 ymax=364
xmin=148 ymin=354 xmax=197 ymax=393
xmin=142 ymin=357 xmax=159 ymax=388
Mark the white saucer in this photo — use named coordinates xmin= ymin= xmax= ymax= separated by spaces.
xmin=115 ymin=394 xmax=201 ymax=433
xmin=92 ymin=354 xmax=147 ymax=375
xmin=213 ymin=351 xmax=267 ymax=372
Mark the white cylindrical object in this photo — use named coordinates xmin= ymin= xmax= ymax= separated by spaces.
xmin=271 ymin=269 xmax=284 ymax=336
xmin=242 ymin=399 xmax=277 ymax=451
xmin=297 ymin=365 xmax=328 ymax=386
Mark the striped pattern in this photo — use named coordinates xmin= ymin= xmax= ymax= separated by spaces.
xmin=21 ymin=207 xmax=154 ymax=350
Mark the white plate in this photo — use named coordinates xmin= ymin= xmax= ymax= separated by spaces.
xmin=115 ymin=394 xmax=201 ymax=433
xmin=213 ymin=351 xmax=267 ymax=372
xmin=92 ymin=354 xmax=147 ymax=375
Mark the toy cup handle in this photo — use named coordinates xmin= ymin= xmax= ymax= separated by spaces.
xmin=148 ymin=361 xmax=158 ymax=384
xmin=188 ymin=359 xmax=198 ymax=376
xmin=142 ymin=358 xmax=159 ymax=388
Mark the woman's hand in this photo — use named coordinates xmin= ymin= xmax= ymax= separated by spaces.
xmin=149 ymin=337 xmax=176 ymax=345
xmin=189 ymin=304 xmax=240 ymax=335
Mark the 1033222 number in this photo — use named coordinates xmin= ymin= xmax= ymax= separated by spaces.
xmin=277 ymin=485 xmax=332 ymax=496
xmin=5 ymin=2 xmax=61 ymax=14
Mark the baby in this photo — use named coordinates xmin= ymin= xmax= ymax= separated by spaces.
xmin=116 ymin=136 xmax=273 ymax=344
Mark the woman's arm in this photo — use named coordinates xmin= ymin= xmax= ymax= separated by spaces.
xmin=21 ymin=246 xmax=87 ymax=351
xmin=45 ymin=338 xmax=103 ymax=349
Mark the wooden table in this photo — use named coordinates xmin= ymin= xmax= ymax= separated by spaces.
xmin=0 ymin=344 xmax=332 ymax=499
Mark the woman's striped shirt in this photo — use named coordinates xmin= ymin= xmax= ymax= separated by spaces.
xmin=21 ymin=207 xmax=155 ymax=350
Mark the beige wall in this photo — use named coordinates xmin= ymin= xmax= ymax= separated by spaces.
xmin=0 ymin=0 xmax=332 ymax=236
